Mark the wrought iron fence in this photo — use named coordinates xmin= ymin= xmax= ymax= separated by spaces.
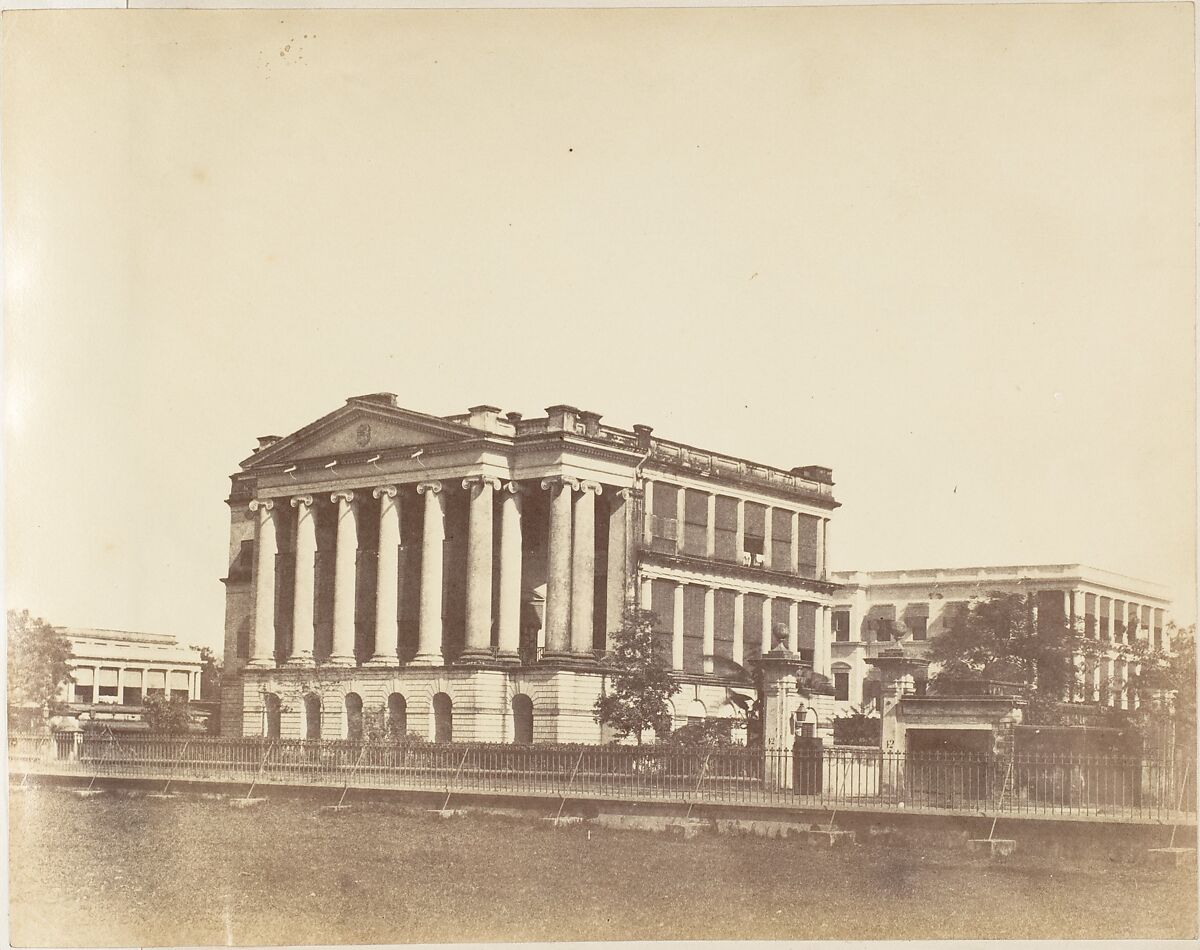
xmin=7 ymin=733 xmax=1194 ymax=823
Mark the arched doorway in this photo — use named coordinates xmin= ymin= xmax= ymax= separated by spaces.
xmin=344 ymin=692 xmax=364 ymax=741
xmin=512 ymin=694 xmax=533 ymax=745
xmin=263 ymin=693 xmax=282 ymax=739
xmin=387 ymin=693 xmax=407 ymax=738
xmin=303 ymin=693 xmax=322 ymax=740
xmin=431 ymin=692 xmax=453 ymax=743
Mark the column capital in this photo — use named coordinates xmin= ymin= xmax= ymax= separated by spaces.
xmin=290 ymin=494 xmax=314 ymax=509
xmin=330 ymin=489 xmax=355 ymax=505
xmin=248 ymin=498 xmax=275 ymax=513
xmin=576 ymin=480 xmax=603 ymax=495
xmin=462 ymin=474 xmax=502 ymax=492
xmin=540 ymin=475 xmax=580 ymax=492
xmin=371 ymin=484 xmax=399 ymax=500
xmin=501 ymin=480 xmax=524 ymax=495
xmin=416 ymin=480 xmax=443 ymax=495
xmin=615 ymin=487 xmax=635 ymax=501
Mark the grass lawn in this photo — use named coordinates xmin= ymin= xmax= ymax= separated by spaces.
xmin=8 ymin=785 xmax=1197 ymax=945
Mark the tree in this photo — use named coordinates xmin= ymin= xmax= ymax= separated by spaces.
xmin=926 ymin=591 xmax=1080 ymax=721
xmin=7 ymin=610 xmax=72 ymax=722
xmin=594 ymin=606 xmax=681 ymax=745
xmin=142 ymin=694 xmax=194 ymax=734
xmin=667 ymin=717 xmax=736 ymax=748
xmin=1125 ymin=623 xmax=1196 ymax=750
xmin=194 ymin=646 xmax=222 ymax=701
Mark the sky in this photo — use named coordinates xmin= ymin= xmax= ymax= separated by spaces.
xmin=3 ymin=6 xmax=1195 ymax=652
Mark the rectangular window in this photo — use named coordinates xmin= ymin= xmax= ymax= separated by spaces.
xmin=682 ymin=585 xmax=705 ymax=673
xmin=146 ymin=670 xmax=167 ymax=697
xmin=123 ymin=669 xmax=143 ymax=699
xmin=743 ymin=503 xmax=766 ymax=566
xmin=904 ymin=604 xmax=930 ymax=641
xmin=713 ymin=496 xmax=739 ymax=562
xmin=742 ymin=595 xmax=765 ymax=665
xmin=770 ymin=508 xmax=792 ymax=572
xmin=649 ymin=578 xmax=676 ymax=665
xmin=833 ymin=670 xmax=850 ymax=702
xmin=169 ymin=671 xmax=190 ymax=703
xmin=833 ymin=609 xmax=851 ymax=642
xmin=795 ymin=514 xmax=820 ymax=577
xmin=868 ymin=604 xmax=897 ymax=642
xmin=682 ymin=489 xmax=709 ymax=558
xmin=97 ymin=667 xmax=119 ymax=700
xmin=650 ymin=483 xmax=680 ymax=554
xmin=713 ymin=589 xmax=735 ymax=661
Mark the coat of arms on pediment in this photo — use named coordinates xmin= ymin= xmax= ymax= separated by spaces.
xmin=355 ymin=423 xmax=372 ymax=447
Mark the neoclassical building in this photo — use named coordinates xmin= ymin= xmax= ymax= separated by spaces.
xmin=220 ymin=395 xmax=839 ymax=742
xmin=829 ymin=564 xmax=1172 ymax=714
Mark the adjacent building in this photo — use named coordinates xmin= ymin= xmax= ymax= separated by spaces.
xmin=220 ymin=395 xmax=840 ymax=742
xmin=829 ymin=564 xmax=1171 ymax=714
xmin=60 ymin=627 xmax=205 ymax=730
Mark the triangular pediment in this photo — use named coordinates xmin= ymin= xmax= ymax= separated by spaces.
xmin=242 ymin=398 xmax=475 ymax=469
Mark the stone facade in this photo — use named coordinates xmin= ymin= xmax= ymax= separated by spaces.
xmin=220 ymin=395 xmax=839 ymax=742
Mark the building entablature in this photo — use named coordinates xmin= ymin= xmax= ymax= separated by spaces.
xmin=232 ymin=396 xmax=837 ymax=510
xmin=639 ymin=551 xmax=839 ymax=601
xmin=831 ymin=565 xmax=1169 ymax=607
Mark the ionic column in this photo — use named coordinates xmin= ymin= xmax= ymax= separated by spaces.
xmin=732 ymin=591 xmax=744 ymax=667
xmin=461 ymin=475 xmax=500 ymax=663
xmin=605 ymin=489 xmax=632 ymax=651
xmin=761 ymin=595 xmax=773 ymax=653
xmin=702 ymin=586 xmax=715 ymax=674
xmin=762 ymin=508 xmax=773 ymax=570
xmin=287 ymin=495 xmax=317 ymax=666
xmin=541 ymin=476 xmax=577 ymax=658
xmin=1105 ymin=599 xmax=1115 ymax=642
xmin=672 ymin=582 xmax=685 ymax=670
xmin=496 ymin=481 xmax=524 ymax=663
xmin=367 ymin=486 xmax=401 ymax=666
xmin=248 ymin=498 xmax=278 ymax=668
xmin=413 ymin=481 xmax=446 ymax=666
xmin=571 ymin=481 xmax=601 ymax=658
xmin=327 ymin=490 xmax=358 ymax=666
xmin=787 ymin=601 xmax=799 ymax=653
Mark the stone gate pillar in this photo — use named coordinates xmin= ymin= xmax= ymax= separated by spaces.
xmin=864 ymin=647 xmax=930 ymax=799
xmin=759 ymin=646 xmax=804 ymax=791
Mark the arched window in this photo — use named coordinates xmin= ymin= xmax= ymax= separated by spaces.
xmin=431 ymin=692 xmax=453 ymax=743
xmin=344 ymin=692 xmax=364 ymax=741
xmin=263 ymin=693 xmax=282 ymax=739
xmin=512 ymin=694 xmax=533 ymax=745
xmin=387 ymin=693 xmax=407 ymax=738
xmin=303 ymin=693 xmax=322 ymax=740
xmin=686 ymin=698 xmax=707 ymax=723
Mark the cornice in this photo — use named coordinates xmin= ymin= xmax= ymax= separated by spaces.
xmin=639 ymin=550 xmax=844 ymax=597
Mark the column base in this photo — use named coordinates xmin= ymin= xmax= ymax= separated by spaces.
xmin=324 ymin=654 xmax=356 ymax=668
xmin=540 ymin=651 xmax=598 ymax=670
xmin=245 ymin=658 xmax=276 ymax=670
xmin=284 ymin=655 xmax=315 ymax=668
xmin=456 ymin=648 xmax=494 ymax=666
xmin=363 ymin=654 xmax=402 ymax=668
xmin=408 ymin=653 xmax=445 ymax=667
